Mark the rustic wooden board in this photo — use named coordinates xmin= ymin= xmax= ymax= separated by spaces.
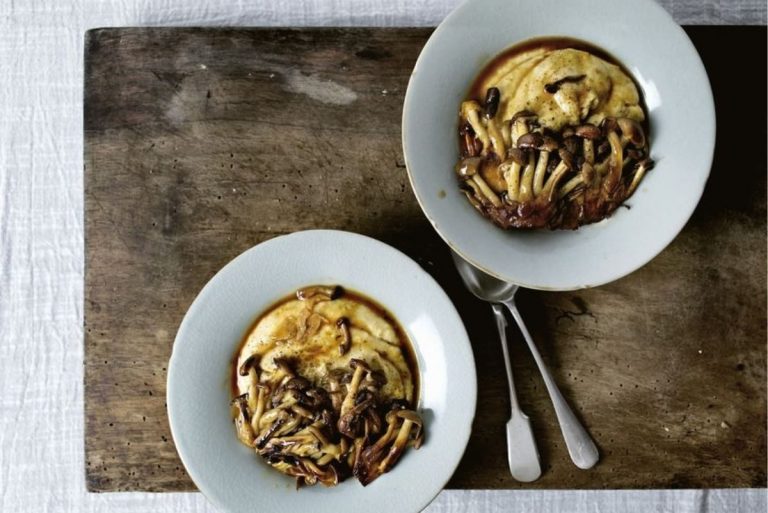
xmin=84 ymin=27 xmax=767 ymax=492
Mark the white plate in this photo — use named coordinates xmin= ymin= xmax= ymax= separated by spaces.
xmin=167 ymin=230 xmax=476 ymax=513
xmin=402 ymin=0 xmax=715 ymax=290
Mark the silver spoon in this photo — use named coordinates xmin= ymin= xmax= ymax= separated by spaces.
xmin=452 ymin=253 xmax=541 ymax=482
xmin=451 ymin=251 xmax=599 ymax=471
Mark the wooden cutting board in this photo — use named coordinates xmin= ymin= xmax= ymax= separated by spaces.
xmin=84 ymin=26 xmax=767 ymax=492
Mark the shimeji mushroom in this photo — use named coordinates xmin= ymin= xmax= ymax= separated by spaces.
xmin=238 ymin=354 xmax=263 ymax=423
xmin=296 ymin=285 xmax=344 ymax=301
xmin=232 ymin=352 xmax=422 ymax=487
xmin=455 ymin=154 xmax=502 ymax=207
xmin=231 ymin=393 xmax=256 ymax=447
xmin=339 ymin=359 xmax=371 ymax=420
xmin=337 ymin=360 xmax=384 ymax=440
xmin=237 ymin=356 xmax=270 ymax=432
xmin=327 ymin=369 xmax=347 ymax=412
xmin=338 ymin=389 xmax=381 ymax=440
xmin=627 ymin=158 xmax=655 ymax=196
xmin=264 ymin=451 xmax=340 ymax=488
xmin=456 ymin=86 xmax=654 ymax=228
xmin=336 ymin=317 xmax=352 ymax=355
xmin=353 ymin=409 xmax=424 ymax=486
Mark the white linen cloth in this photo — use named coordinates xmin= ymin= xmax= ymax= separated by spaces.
xmin=0 ymin=0 xmax=765 ymax=511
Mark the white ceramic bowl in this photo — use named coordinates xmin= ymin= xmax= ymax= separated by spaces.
xmin=403 ymin=0 xmax=715 ymax=290
xmin=167 ymin=230 xmax=476 ymax=513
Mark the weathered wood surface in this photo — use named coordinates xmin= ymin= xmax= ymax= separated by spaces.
xmin=84 ymin=27 xmax=767 ymax=492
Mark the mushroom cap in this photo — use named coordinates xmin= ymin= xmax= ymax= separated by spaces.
xmin=455 ymin=157 xmax=482 ymax=178
xmin=506 ymin=147 xmax=527 ymax=165
xmin=516 ymin=132 xmax=543 ymax=150
xmin=238 ymin=354 xmax=259 ymax=376
xmin=574 ymin=124 xmax=601 ymax=140
xmin=272 ymin=357 xmax=295 ymax=376
xmin=540 ymin=135 xmax=559 ymax=152
xmin=516 ymin=132 xmax=559 ymax=152
xmin=230 ymin=392 xmax=249 ymax=406
xmin=484 ymin=87 xmax=500 ymax=119
xmin=617 ymin=118 xmax=646 ymax=147
xmin=349 ymin=358 xmax=371 ymax=372
xmin=393 ymin=409 xmax=423 ymax=426
xmin=510 ymin=110 xmax=537 ymax=124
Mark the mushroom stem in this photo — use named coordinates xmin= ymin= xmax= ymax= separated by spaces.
xmin=501 ymin=118 xmax=532 ymax=202
xmin=485 ymin=118 xmax=506 ymax=157
xmin=559 ymin=162 xmax=595 ymax=199
xmin=510 ymin=116 xmax=529 ymax=146
xmin=559 ymin=175 xmax=584 ymax=199
xmin=462 ymin=101 xmax=490 ymax=151
xmin=377 ymin=419 xmax=414 ymax=472
xmin=541 ymin=161 xmax=571 ymax=202
xmin=337 ymin=392 xmax=376 ymax=438
xmin=462 ymin=189 xmax=484 ymax=213
xmin=627 ymin=159 xmax=654 ymax=196
xmin=247 ymin=367 xmax=259 ymax=412
xmin=349 ymin=436 xmax=365 ymax=469
xmin=232 ymin=395 xmax=256 ymax=447
xmin=336 ymin=317 xmax=351 ymax=356
xmin=462 ymin=131 xmax=478 ymax=157
xmin=583 ymin=138 xmax=595 ymax=165
xmin=251 ymin=384 xmax=269 ymax=432
xmin=471 ymin=175 xmax=502 ymax=207
xmin=354 ymin=409 xmax=424 ymax=486
xmin=500 ymin=120 xmax=512 ymax=148
xmin=238 ymin=354 xmax=261 ymax=413
xmin=518 ymin=151 xmax=536 ymax=202
xmin=532 ymin=150 xmax=550 ymax=197
xmin=291 ymin=404 xmax=316 ymax=419
xmin=501 ymin=160 xmax=521 ymax=202
xmin=603 ymin=130 xmax=624 ymax=195
xmin=340 ymin=360 xmax=367 ymax=418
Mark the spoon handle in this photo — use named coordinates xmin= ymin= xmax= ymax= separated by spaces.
xmin=502 ymin=299 xmax=600 ymax=470
xmin=491 ymin=304 xmax=542 ymax=482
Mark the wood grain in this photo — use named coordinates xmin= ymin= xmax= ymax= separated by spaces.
xmin=84 ymin=27 xmax=767 ymax=492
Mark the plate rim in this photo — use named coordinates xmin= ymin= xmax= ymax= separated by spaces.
xmin=402 ymin=0 xmax=716 ymax=291
xmin=167 ymin=229 xmax=477 ymax=513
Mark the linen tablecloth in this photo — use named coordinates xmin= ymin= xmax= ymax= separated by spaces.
xmin=1 ymin=0 xmax=765 ymax=511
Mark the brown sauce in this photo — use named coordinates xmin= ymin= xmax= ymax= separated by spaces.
xmin=230 ymin=286 xmax=420 ymax=406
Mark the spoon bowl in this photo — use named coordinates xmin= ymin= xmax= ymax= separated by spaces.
xmin=451 ymin=252 xmax=519 ymax=303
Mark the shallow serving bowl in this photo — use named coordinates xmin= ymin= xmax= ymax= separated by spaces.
xmin=167 ymin=230 xmax=476 ymax=513
xmin=403 ymin=0 xmax=715 ymax=290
